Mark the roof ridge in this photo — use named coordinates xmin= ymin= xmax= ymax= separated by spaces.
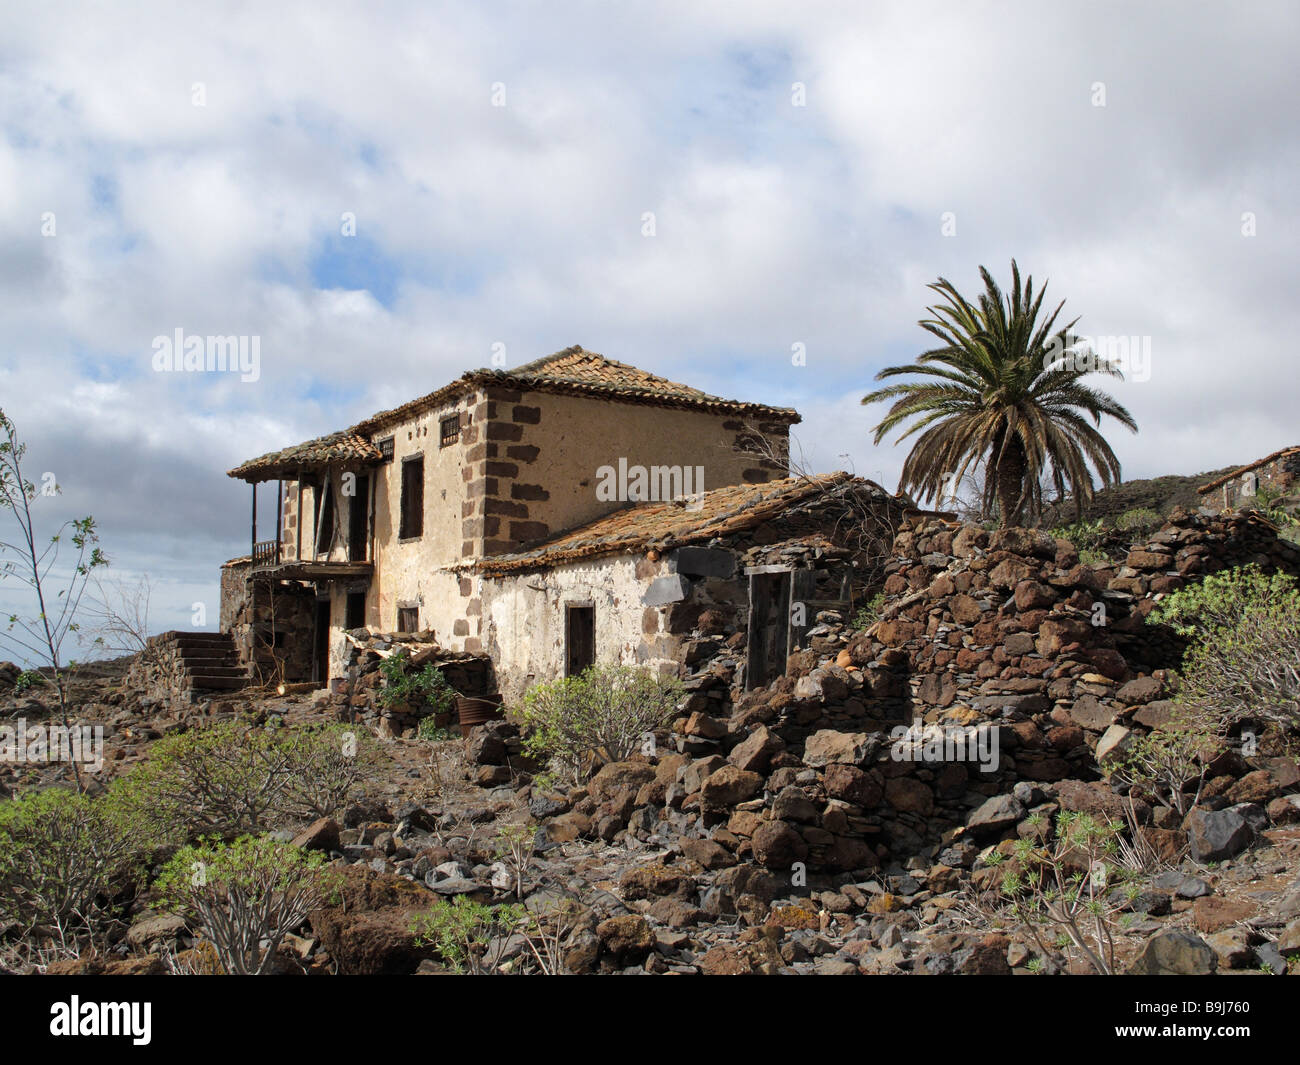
xmin=1197 ymin=444 xmax=1300 ymax=494
xmin=508 ymin=344 xmax=589 ymax=376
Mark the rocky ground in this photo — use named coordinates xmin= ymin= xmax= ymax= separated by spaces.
xmin=4 ymin=507 xmax=1300 ymax=976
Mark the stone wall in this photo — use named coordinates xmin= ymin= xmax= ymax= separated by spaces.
xmin=499 ymin=506 xmax=1300 ymax=876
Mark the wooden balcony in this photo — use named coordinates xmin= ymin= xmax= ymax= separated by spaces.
xmin=248 ymin=539 xmax=372 ymax=581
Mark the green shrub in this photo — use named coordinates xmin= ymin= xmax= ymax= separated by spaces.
xmin=153 ymin=835 xmax=336 ymax=975
xmin=113 ymin=720 xmax=293 ymax=843
xmin=377 ymin=652 xmax=458 ymax=715
xmin=996 ymin=811 xmax=1138 ymax=975
xmin=1114 ymin=507 xmax=1163 ymax=537
xmin=1103 ymin=713 xmax=1216 ymax=816
xmin=410 ymin=896 xmax=525 ymax=975
xmin=0 ymin=787 xmax=145 ymax=944
xmin=1147 ymin=566 xmax=1300 ymax=731
xmin=1051 ymin=519 xmax=1106 ymax=555
xmin=115 ymin=719 xmax=380 ymax=843
xmin=852 ymin=593 xmax=886 ymax=631
xmin=417 ymin=719 xmax=456 ymax=742
xmin=12 ymin=669 xmax=45 ymax=694
xmin=277 ymin=724 xmax=381 ymax=822
xmin=517 ymin=664 xmax=685 ymax=783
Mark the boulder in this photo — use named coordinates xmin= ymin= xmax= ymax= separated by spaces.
xmin=1128 ymin=930 xmax=1217 ymax=975
xmin=1186 ymin=806 xmax=1255 ymax=863
xmin=803 ymin=730 xmax=877 ymax=768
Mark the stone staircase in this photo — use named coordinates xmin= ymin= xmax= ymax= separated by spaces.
xmin=168 ymin=631 xmax=250 ymax=692
xmin=124 ymin=631 xmax=251 ymax=709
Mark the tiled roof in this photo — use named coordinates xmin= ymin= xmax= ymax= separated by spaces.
xmin=227 ymin=430 xmax=382 ymax=482
xmin=470 ymin=472 xmax=899 ymax=575
xmin=231 ymin=346 xmax=800 ymax=481
xmin=352 ymin=345 xmax=800 ymax=435
xmin=1197 ymin=445 xmax=1300 ymax=494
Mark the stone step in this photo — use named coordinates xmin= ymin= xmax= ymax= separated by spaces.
xmin=187 ymin=672 xmax=249 ymax=691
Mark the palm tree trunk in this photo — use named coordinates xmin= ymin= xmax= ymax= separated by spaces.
xmin=995 ymin=434 xmax=1027 ymax=528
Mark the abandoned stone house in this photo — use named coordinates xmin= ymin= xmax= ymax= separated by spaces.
xmin=218 ymin=346 xmax=911 ymax=701
xmin=1197 ymin=444 xmax=1300 ymax=511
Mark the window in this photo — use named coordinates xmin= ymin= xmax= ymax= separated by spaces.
xmin=397 ymin=606 xmax=419 ymax=633
xmin=440 ymin=414 xmax=461 ymax=448
xmin=565 ymin=605 xmax=595 ymax=676
xmin=377 ymin=437 xmax=394 ymax=462
xmin=400 ymin=455 xmax=424 ymax=539
xmin=345 ymin=591 xmax=366 ymax=631
xmin=348 ymin=474 xmax=370 ymax=562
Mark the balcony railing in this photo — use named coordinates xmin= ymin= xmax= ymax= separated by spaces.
xmin=251 ymin=539 xmax=281 ymax=570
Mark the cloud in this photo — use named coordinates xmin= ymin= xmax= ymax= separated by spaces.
xmin=0 ymin=1 xmax=1295 ymax=660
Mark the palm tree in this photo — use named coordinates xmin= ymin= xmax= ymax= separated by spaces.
xmin=862 ymin=261 xmax=1137 ymax=527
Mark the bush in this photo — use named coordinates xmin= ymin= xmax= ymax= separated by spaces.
xmin=1104 ymin=712 xmax=1217 ymax=816
xmin=995 ymin=811 xmax=1138 ymax=975
xmin=1050 ymin=518 xmax=1105 ymax=554
xmin=517 ymin=664 xmax=685 ymax=783
xmin=852 ymin=592 xmax=885 ymax=631
xmin=12 ymin=669 xmax=45 ymax=694
xmin=377 ymin=652 xmax=458 ymax=716
xmin=0 ymin=787 xmax=145 ymax=944
xmin=153 ymin=835 xmax=336 ymax=975
xmin=277 ymin=724 xmax=381 ymax=822
xmin=113 ymin=720 xmax=293 ymax=843
xmin=1114 ymin=507 xmax=1163 ymax=537
xmin=1147 ymin=566 xmax=1300 ymax=731
xmin=410 ymin=896 xmax=525 ymax=975
xmin=115 ymin=719 xmax=380 ymax=843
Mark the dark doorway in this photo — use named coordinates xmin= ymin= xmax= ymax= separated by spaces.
xmin=746 ymin=570 xmax=791 ymax=689
xmin=348 ymin=474 xmax=370 ymax=562
xmin=345 ymin=591 xmax=366 ymax=631
xmin=312 ymin=599 xmax=330 ymax=684
xmin=565 ymin=604 xmax=595 ymax=676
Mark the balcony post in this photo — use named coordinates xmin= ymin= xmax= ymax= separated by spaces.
xmin=250 ymin=480 xmax=257 ymax=562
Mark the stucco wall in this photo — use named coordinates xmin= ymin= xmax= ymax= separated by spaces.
xmin=476 ymin=552 xmax=679 ymax=704
xmin=466 ymin=388 xmax=791 ymax=558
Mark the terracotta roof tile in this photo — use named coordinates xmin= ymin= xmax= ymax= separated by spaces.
xmin=227 ymin=430 xmax=381 ymax=482
xmin=231 ymin=346 xmax=799 ymax=480
xmin=470 ymin=472 xmax=899 ymax=575
xmin=352 ymin=345 xmax=799 ymax=436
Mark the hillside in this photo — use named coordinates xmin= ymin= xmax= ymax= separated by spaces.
xmin=1041 ymin=465 xmax=1238 ymax=527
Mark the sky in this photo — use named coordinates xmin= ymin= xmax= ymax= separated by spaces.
xmin=1 ymin=0 xmax=1297 ymax=658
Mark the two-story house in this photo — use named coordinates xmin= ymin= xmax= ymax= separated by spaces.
xmin=221 ymin=346 xmax=811 ymax=696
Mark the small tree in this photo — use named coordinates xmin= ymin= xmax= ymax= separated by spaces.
xmin=994 ymin=811 xmax=1138 ymax=975
xmin=154 ymin=835 xmax=335 ymax=975
xmin=0 ymin=787 xmax=145 ymax=948
xmin=518 ymin=664 xmax=685 ymax=783
xmin=0 ymin=409 xmax=109 ymax=791
xmin=1104 ymin=711 xmax=1216 ymax=817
